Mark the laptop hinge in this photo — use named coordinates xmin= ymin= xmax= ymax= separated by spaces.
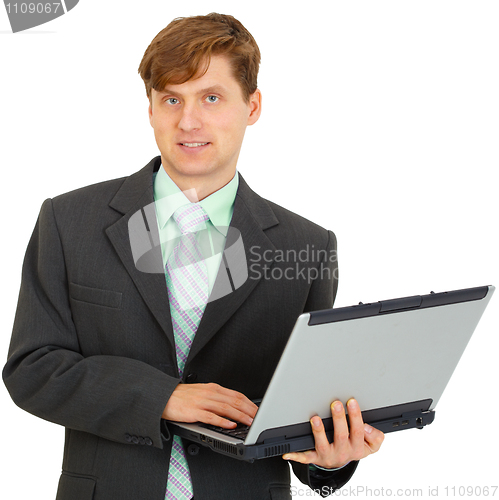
xmin=379 ymin=295 xmax=422 ymax=312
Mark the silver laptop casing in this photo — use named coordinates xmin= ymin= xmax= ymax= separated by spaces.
xmin=169 ymin=285 xmax=494 ymax=461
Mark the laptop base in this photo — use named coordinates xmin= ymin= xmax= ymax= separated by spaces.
xmin=169 ymin=405 xmax=435 ymax=462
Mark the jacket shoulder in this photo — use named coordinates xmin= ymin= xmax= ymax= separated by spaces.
xmin=266 ymin=198 xmax=328 ymax=231
xmin=264 ymin=197 xmax=334 ymax=249
xmin=50 ymin=176 xmax=127 ymax=213
xmin=236 ymin=174 xmax=334 ymax=248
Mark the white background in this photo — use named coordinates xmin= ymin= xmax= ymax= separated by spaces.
xmin=1 ymin=1 xmax=498 ymax=498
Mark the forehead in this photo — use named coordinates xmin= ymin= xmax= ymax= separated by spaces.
xmin=156 ymin=55 xmax=243 ymax=99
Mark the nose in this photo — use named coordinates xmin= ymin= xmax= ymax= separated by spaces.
xmin=178 ymin=102 xmax=202 ymax=132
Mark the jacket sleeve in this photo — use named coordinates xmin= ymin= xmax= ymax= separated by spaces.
xmin=290 ymin=229 xmax=359 ymax=496
xmin=2 ymin=198 xmax=179 ymax=449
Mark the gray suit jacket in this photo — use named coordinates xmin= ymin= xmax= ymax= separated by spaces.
xmin=3 ymin=157 xmax=357 ymax=499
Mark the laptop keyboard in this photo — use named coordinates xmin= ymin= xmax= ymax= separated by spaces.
xmin=200 ymin=400 xmax=260 ymax=441
xmin=201 ymin=422 xmax=250 ymax=440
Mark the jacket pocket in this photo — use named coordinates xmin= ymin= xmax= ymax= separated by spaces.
xmin=56 ymin=473 xmax=96 ymax=500
xmin=69 ymin=282 xmax=122 ymax=309
xmin=269 ymin=485 xmax=291 ymax=500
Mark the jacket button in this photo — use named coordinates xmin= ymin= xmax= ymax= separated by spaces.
xmin=138 ymin=437 xmax=145 ymax=445
xmin=131 ymin=435 xmax=139 ymax=444
xmin=145 ymin=437 xmax=153 ymax=446
xmin=187 ymin=444 xmax=200 ymax=456
xmin=185 ymin=373 xmax=197 ymax=383
xmin=125 ymin=433 xmax=132 ymax=443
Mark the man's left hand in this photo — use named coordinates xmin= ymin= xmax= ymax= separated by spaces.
xmin=282 ymin=398 xmax=384 ymax=469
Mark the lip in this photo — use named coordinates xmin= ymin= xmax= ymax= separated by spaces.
xmin=177 ymin=142 xmax=211 ymax=152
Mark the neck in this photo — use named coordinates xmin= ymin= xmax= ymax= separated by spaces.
xmin=161 ymin=163 xmax=236 ymax=201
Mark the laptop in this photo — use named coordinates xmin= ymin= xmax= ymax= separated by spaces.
xmin=168 ymin=285 xmax=494 ymax=462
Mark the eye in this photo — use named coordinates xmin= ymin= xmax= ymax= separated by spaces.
xmin=206 ymin=95 xmax=219 ymax=103
xmin=166 ymin=98 xmax=179 ymax=105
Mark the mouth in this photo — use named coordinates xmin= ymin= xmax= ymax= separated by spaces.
xmin=179 ymin=142 xmax=210 ymax=148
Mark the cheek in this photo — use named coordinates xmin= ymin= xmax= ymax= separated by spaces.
xmin=216 ymin=114 xmax=248 ymax=145
xmin=152 ymin=120 xmax=173 ymax=143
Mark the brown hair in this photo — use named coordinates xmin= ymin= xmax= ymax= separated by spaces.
xmin=138 ymin=13 xmax=261 ymax=103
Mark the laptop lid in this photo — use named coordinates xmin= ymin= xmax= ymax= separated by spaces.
xmin=244 ymin=285 xmax=494 ymax=445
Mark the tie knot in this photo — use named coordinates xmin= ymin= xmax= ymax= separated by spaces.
xmin=173 ymin=203 xmax=209 ymax=234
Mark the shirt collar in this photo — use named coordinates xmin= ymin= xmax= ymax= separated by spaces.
xmin=153 ymin=165 xmax=239 ymax=236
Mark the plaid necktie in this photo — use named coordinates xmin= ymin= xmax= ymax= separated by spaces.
xmin=165 ymin=203 xmax=209 ymax=500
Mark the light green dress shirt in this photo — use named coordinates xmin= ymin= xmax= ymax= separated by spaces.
xmin=153 ymin=165 xmax=239 ymax=295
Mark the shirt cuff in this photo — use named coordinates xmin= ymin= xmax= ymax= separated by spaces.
xmin=309 ymin=461 xmax=351 ymax=472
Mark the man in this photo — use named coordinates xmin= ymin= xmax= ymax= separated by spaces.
xmin=3 ymin=13 xmax=383 ymax=499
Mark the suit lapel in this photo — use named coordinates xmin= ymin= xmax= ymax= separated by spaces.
xmin=105 ymin=157 xmax=177 ymax=352
xmin=186 ymin=175 xmax=279 ymax=364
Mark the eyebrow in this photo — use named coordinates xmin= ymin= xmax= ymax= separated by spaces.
xmin=160 ymin=84 xmax=228 ymax=98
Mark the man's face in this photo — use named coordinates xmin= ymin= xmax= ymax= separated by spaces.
xmin=149 ymin=55 xmax=261 ymax=187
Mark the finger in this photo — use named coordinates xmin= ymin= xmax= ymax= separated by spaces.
xmin=309 ymin=415 xmax=332 ymax=458
xmin=282 ymin=448 xmax=318 ymax=464
xmin=229 ymin=391 xmax=258 ymax=418
xmin=209 ymin=384 xmax=258 ymax=419
xmin=204 ymin=400 xmax=255 ymax=427
xmin=363 ymin=423 xmax=385 ymax=454
xmin=197 ymin=410 xmax=238 ymax=429
xmin=331 ymin=400 xmax=349 ymax=446
xmin=202 ymin=384 xmax=256 ymax=426
xmin=164 ymin=383 xmax=255 ymax=425
xmin=346 ymin=398 xmax=366 ymax=460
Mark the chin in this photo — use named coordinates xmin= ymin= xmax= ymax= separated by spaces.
xmin=180 ymin=164 xmax=218 ymax=177
xmin=166 ymin=162 xmax=218 ymax=179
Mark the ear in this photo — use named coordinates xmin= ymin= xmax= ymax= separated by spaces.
xmin=148 ymin=97 xmax=153 ymax=127
xmin=247 ymin=89 xmax=262 ymax=126
xmin=148 ymin=89 xmax=158 ymax=127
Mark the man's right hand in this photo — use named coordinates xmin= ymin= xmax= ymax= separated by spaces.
xmin=162 ymin=383 xmax=258 ymax=428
